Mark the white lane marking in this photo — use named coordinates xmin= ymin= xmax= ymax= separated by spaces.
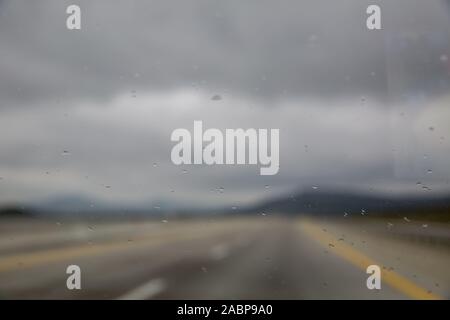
xmin=117 ymin=278 xmax=166 ymax=300
xmin=209 ymin=243 xmax=229 ymax=261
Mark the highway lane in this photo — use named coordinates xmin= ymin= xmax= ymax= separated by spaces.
xmin=0 ymin=216 xmax=448 ymax=299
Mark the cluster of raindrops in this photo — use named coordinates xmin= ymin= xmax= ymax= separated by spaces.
xmin=416 ymin=181 xmax=432 ymax=191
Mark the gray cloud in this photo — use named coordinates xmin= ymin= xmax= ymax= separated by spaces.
xmin=1 ymin=0 xmax=449 ymax=106
xmin=0 ymin=0 xmax=449 ymax=208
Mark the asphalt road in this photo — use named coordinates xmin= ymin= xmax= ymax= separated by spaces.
xmin=0 ymin=216 xmax=448 ymax=299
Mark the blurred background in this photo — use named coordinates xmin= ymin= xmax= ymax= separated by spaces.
xmin=0 ymin=0 xmax=449 ymax=299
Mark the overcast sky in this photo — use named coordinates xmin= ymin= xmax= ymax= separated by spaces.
xmin=0 ymin=0 xmax=449 ymax=209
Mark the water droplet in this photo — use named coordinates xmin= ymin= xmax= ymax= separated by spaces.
xmin=161 ymin=219 xmax=168 ymax=223
xmin=361 ymin=209 xmax=366 ymax=215
xmin=429 ymin=126 xmax=435 ymax=131
xmin=88 ymin=226 xmax=94 ymax=231
xmin=422 ymin=224 xmax=428 ymax=228
xmin=62 ymin=150 xmax=70 ymax=156
xmin=182 ymin=169 xmax=188 ymax=174
xmin=387 ymin=222 xmax=394 ymax=229
xmin=152 ymin=163 xmax=158 ymax=168
xmin=231 ymin=206 xmax=238 ymax=210
xmin=440 ymin=54 xmax=448 ymax=62
xmin=403 ymin=217 xmax=411 ymax=222
xmin=201 ymin=266 xmax=207 ymax=273
xmin=343 ymin=212 xmax=348 ymax=217
xmin=154 ymin=206 xmax=160 ymax=210
xmin=264 ymin=185 xmax=270 ymax=189
xmin=312 ymin=186 xmax=319 ymax=190
xmin=427 ymin=169 xmax=432 ymax=174
xmin=211 ymin=94 xmax=222 ymax=101
xmin=105 ymin=185 xmax=111 ymax=189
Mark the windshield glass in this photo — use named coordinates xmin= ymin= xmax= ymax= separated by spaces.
xmin=0 ymin=0 xmax=449 ymax=300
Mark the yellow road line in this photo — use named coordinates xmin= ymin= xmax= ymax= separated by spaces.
xmin=299 ymin=219 xmax=442 ymax=300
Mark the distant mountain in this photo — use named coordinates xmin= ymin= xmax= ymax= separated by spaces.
xmin=7 ymin=189 xmax=450 ymax=219
xmin=246 ymin=189 xmax=450 ymax=217
xmin=24 ymin=194 xmax=204 ymax=216
xmin=29 ymin=194 xmax=113 ymax=214
xmin=0 ymin=205 xmax=35 ymax=217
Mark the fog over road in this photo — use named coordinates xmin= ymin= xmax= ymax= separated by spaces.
xmin=0 ymin=217 xmax=448 ymax=299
